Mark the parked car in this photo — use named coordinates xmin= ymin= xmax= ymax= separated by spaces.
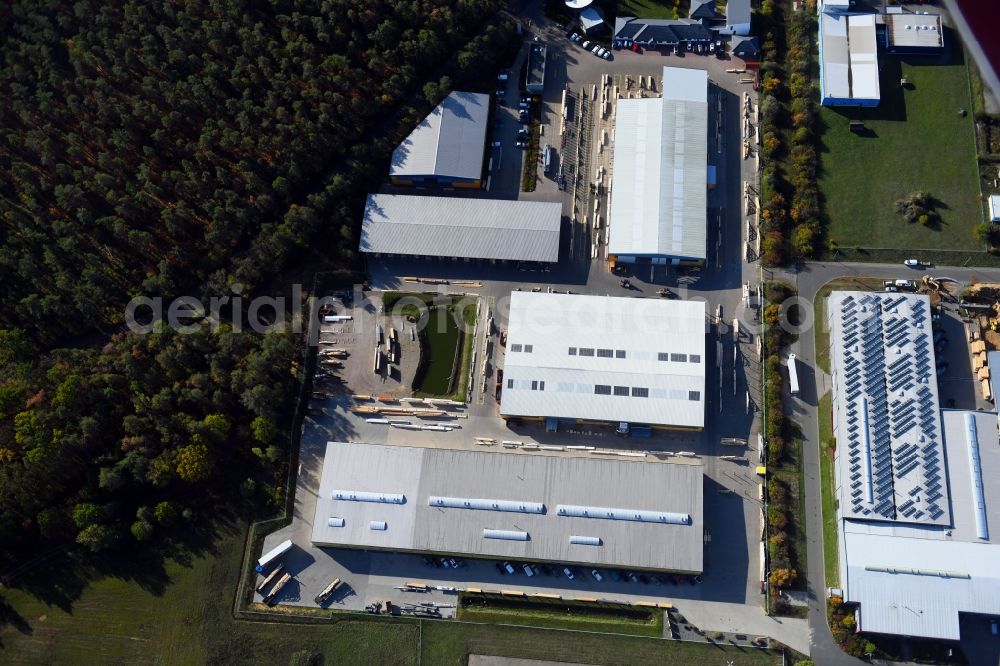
xmin=495 ymin=87 xmax=505 ymax=97
xmin=904 ymin=258 xmax=922 ymax=267
xmin=627 ymin=572 xmax=639 ymax=583
xmin=503 ymin=561 xmax=516 ymax=574
xmin=491 ymin=140 xmax=502 ymax=148
xmin=581 ymin=40 xmax=591 ymax=50
xmin=591 ymin=44 xmax=602 ymax=56
xmin=602 ymin=51 xmax=613 ymax=61
xmin=591 ymin=569 xmax=603 ymax=582
xmin=517 ymin=128 xmax=529 ymax=138
xmin=935 ymin=338 xmax=948 ymax=353
xmin=936 ymin=361 xmax=949 ymax=376
xmin=569 ymin=32 xmax=582 ymax=43
xmin=515 ymin=140 xmax=528 ymax=148
xmin=563 ymin=567 xmax=575 ymax=580
xmin=498 ymin=70 xmax=509 ymax=81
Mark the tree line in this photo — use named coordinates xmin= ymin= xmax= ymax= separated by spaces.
xmin=0 ymin=0 xmax=512 ymax=571
xmin=0 ymin=0 xmax=502 ymax=345
xmin=757 ymin=0 xmax=821 ymax=266
xmin=0 ymin=324 xmax=296 ymax=563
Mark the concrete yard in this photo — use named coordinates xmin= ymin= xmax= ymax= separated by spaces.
xmin=256 ymin=4 xmax=777 ymax=649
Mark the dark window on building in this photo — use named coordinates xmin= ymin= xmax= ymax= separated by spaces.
xmin=613 ymin=386 xmax=629 ymax=396
xmin=507 ymin=379 xmax=514 ymax=389
xmin=594 ymin=384 xmax=612 ymax=395
xmin=658 ymin=352 xmax=669 ymax=361
xmin=510 ymin=344 xmax=523 ymax=352
xmin=632 ymin=387 xmax=649 ymax=397
xmin=539 ymin=381 xmax=545 ymax=391
xmin=597 ymin=349 xmax=613 ymax=358
xmin=524 ymin=345 xmax=533 ymax=353
xmin=688 ymin=391 xmax=701 ymax=401
xmin=568 ymin=347 xmax=577 ymax=355
xmin=689 ymin=354 xmax=701 ymax=363
xmin=531 ymin=380 xmax=538 ymax=390
xmin=579 ymin=348 xmax=595 ymax=357
xmin=671 ymin=353 xmax=687 ymax=362
xmin=616 ymin=350 xmax=627 ymax=359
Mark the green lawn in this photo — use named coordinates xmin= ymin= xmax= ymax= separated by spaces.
xmin=421 ymin=621 xmax=783 ymax=666
xmin=618 ymin=0 xmax=684 ymax=20
xmin=457 ymin=596 xmax=663 ymax=637
xmin=818 ymin=391 xmax=840 ymax=588
xmin=819 ymin=52 xmax=982 ymax=255
xmin=0 ymin=521 xmax=420 ymax=665
xmin=415 ymin=299 xmax=477 ymax=399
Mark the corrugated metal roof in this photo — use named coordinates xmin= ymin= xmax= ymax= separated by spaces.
xmin=828 ymin=292 xmax=948 ymax=524
xmin=390 ymin=91 xmax=489 ymax=180
xmin=847 ymin=15 xmax=880 ymax=100
xmin=311 ymin=441 xmax=705 ymax=572
xmin=837 ymin=408 xmax=1000 ymax=639
xmin=360 ymin=194 xmax=561 ymax=262
xmin=725 ymin=0 xmax=751 ymax=26
xmin=608 ymin=67 xmax=707 ymax=261
xmin=500 ymin=292 xmax=706 ymax=428
xmin=820 ymin=12 xmax=881 ymax=102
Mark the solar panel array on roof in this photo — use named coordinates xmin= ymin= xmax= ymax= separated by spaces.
xmin=829 ymin=292 xmax=949 ymax=525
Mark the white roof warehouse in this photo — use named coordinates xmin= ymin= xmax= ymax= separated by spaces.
xmin=608 ymin=66 xmax=708 ymax=264
xmin=827 ymin=291 xmax=1000 ymax=640
xmin=389 ymin=90 xmax=489 ymax=185
xmin=500 ymin=292 xmax=706 ymax=429
xmin=311 ymin=441 xmax=704 ymax=573
xmin=359 ymin=194 xmax=562 ymax=263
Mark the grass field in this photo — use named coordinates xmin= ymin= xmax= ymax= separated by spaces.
xmin=421 ymin=622 xmax=783 ymax=666
xmin=0 ymin=521 xmax=421 ymax=665
xmin=457 ymin=596 xmax=663 ymax=637
xmin=618 ymin=0 xmax=684 ymax=20
xmin=818 ymin=390 xmax=839 ymax=588
xmin=819 ymin=51 xmax=982 ymax=255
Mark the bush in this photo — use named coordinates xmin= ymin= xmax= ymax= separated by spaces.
xmin=895 ymin=191 xmax=939 ymax=226
xmin=761 ymin=95 xmax=782 ymax=127
xmin=767 ymin=505 xmax=789 ymax=530
xmin=762 ymin=231 xmax=785 ymax=266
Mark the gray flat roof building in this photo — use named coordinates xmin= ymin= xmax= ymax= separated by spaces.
xmin=839 ymin=410 xmax=1000 ymax=640
xmin=311 ymin=441 xmax=704 ymax=573
xmin=827 ymin=290 xmax=1000 ymax=640
xmin=608 ymin=66 xmax=708 ymax=264
xmin=526 ymin=44 xmax=547 ymax=94
xmin=359 ymin=194 xmax=561 ymax=263
xmin=390 ymin=91 xmax=489 ymax=184
xmin=827 ymin=291 xmax=947 ymax=525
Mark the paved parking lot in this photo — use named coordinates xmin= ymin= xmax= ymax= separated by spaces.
xmin=258 ymin=6 xmax=773 ymax=638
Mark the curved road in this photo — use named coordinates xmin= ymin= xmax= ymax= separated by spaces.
xmin=774 ymin=261 xmax=995 ymax=664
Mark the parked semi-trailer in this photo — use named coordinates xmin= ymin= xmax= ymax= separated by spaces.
xmin=255 ymin=539 xmax=293 ymax=573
